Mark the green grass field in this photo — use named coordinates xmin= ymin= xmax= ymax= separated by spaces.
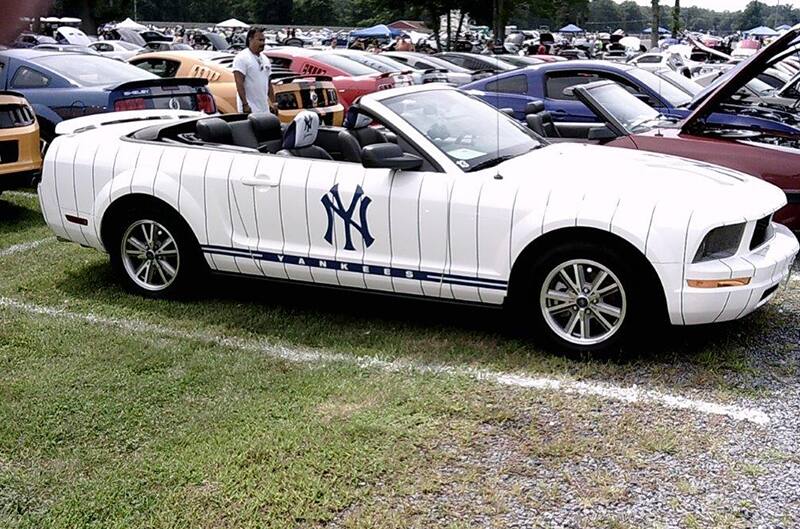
xmin=1 ymin=190 xmax=797 ymax=528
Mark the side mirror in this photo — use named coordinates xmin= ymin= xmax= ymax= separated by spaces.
xmin=634 ymin=93 xmax=653 ymax=104
xmin=361 ymin=143 xmax=423 ymax=171
xmin=588 ymin=126 xmax=618 ymax=142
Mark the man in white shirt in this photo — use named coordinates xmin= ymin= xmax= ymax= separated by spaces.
xmin=232 ymin=27 xmax=273 ymax=114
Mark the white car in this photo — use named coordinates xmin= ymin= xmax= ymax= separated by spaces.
xmin=88 ymin=40 xmax=145 ymax=61
xmin=38 ymin=85 xmax=798 ymax=352
xmin=629 ymin=52 xmax=692 ymax=73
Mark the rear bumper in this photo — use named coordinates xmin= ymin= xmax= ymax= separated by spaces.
xmin=0 ymin=124 xmax=42 ymax=189
xmin=677 ymin=223 xmax=798 ymax=325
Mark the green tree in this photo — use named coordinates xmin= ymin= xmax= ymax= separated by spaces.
xmin=671 ymin=0 xmax=680 ymax=37
xmin=738 ymin=1 xmax=765 ymax=31
xmin=587 ymin=0 xmax=620 ymax=32
xmin=618 ymin=0 xmax=644 ymax=32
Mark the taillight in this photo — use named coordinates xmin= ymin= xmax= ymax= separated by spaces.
xmin=196 ymin=92 xmax=216 ymax=113
xmin=114 ymin=98 xmax=146 ymax=111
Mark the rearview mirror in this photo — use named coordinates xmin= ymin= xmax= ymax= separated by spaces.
xmin=361 ymin=143 xmax=423 ymax=171
xmin=588 ymin=126 xmax=618 ymax=141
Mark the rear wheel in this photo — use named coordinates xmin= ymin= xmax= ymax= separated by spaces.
xmin=108 ymin=206 xmax=201 ymax=298
xmin=515 ymin=242 xmax=644 ymax=353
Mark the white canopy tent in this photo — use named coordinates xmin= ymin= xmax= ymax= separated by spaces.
xmin=216 ymin=18 xmax=250 ymax=29
xmin=115 ymin=18 xmax=147 ymax=31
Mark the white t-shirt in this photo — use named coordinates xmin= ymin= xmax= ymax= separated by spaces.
xmin=232 ymin=49 xmax=271 ymax=113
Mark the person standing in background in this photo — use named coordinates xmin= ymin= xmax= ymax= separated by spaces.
xmin=232 ymin=27 xmax=273 ymax=114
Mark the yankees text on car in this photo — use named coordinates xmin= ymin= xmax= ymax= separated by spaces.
xmin=38 ymin=84 xmax=799 ymax=352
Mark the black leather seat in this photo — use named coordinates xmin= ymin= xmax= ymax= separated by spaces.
xmin=526 ymin=108 xmax=561 ymax=138
xmin=277 ymin=110 xmax=332 ymax=160
xmin=248 ymin=113 xmax=283 ymax=153
xmin=196 ymin=117 xmax=233 ymax=144
xmin=337 ymin=107 xmax=389 ymax=163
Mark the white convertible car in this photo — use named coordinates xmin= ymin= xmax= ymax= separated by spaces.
xmin=39 ymin=85 xmax=798 ymax=352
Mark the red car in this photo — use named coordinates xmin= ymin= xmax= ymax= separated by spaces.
xmin=264 ymin=47 xmax=407 ymax=110
xmin=526 ymin=24 xmax=800 ymax=229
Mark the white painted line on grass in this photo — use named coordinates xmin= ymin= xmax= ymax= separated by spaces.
xmin=0 ymin=237 xmax=55 ymax=258
xmin=0 ymin=296 xmax=770 ymax=426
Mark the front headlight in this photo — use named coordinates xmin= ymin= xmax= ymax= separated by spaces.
xmin=693 ymin=223 xmax=745 ymax=263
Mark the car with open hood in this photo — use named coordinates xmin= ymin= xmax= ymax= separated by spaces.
xmin=37 ymin=84 xmax=797 ymax=353
xmin=524 ymin=27 xmax=800 ymax=228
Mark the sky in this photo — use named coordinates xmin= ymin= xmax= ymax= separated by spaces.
xmin=615 ymin=0 xmax=800 ymax=11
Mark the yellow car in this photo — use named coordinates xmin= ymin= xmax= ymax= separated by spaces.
xmin=0 ymin=91 xmax=42 ymax=192
xmin=128 ymin=51 xmax=344 ymax=125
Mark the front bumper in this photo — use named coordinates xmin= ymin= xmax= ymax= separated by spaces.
xmin=679 ymin=223 xmax=798 ymax=325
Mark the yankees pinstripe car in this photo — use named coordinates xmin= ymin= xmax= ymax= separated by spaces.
xmin=39 ymin=85 xmax=798 ymax=352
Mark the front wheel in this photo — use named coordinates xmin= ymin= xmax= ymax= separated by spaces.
xmin=109 ymin=207 xmax=201 ymax=298
xmin=515 ymin=243 xmax=644 ymax=353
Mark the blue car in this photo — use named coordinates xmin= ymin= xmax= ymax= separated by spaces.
xmin=0 ymin=49 xmax=217 ymax=148
xmin=463 ymin=60 xmax=800 ymax=137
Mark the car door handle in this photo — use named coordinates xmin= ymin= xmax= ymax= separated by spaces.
xmin=242 ymin=173 xmax=279 ymax=187
xmin=553 ymin=109 xmax=567 ymax=114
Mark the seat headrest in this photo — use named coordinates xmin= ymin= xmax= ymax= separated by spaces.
xmin=196 ymin=117 xmax=232 ymax=145
xmin=282 ymin=110 xmax=320 ymax=150
xmin=248 ymin=112 xmax=281 ymax=141
xmin=343 ymin=106 xmax=372 ymax=129
xmin=526 ymin=100 xmax=545 ymax=114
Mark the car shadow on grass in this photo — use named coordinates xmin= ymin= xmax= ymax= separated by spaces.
xmin=0 ymin=198 xmax=42 ymax=236
xmin=52 ymin=259 xmax=800 ymax=396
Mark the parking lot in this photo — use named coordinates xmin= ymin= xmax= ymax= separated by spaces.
xmin=1 ymin=189 xmax=798 ymax=528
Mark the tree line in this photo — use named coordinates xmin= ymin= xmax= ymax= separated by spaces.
xmin=45 ymin=0 xmax=800 ymax=35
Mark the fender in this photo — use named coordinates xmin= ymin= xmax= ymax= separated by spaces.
xmin=94 ymin=166 xmax=207 ymax=252
xmin=30 ymin=103 xmax=63 ymax=127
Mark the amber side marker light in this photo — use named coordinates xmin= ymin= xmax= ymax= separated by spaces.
xmin=687 ymin=278 xmax=751 ymax=288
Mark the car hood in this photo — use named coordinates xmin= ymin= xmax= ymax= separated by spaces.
xmin=685 ymin=24 xmax=800 ymax=130
xmin=501 ymin=143 xmax=786 ymax=220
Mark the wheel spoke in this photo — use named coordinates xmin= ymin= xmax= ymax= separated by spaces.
xmin=580 ymin=310 xmax=591 ymax=339
xmin=547 ymin=302 xmax=573 ymax=315
xmin=590 ymin=307 xmax=614 ymax=331
xmin=153 ymin=260 xmax=169 ymax=285
xmin=158 ymin=259 xmax=177 ymax=279
xmin=157 ymin=238 xmax=175 ymax=251
xmin=597 ymin=283 xmax=620 ymax=297
xmin=145 ymin=261 xmax=155 ymax=283
xmin=595 ymin=302 xmax=622 ymax=319
xmin=135 ymin=260 xmax=149 ymax=280
xmin=546 ymin=289 xmax=573 ymax=303
xmin=155 ymin=249 xmax=178 ymax=256
xmin=574 ymin=263 xmax=587 ymax=291
xmin=559 ymin=269 xmax=581 ymax=294
xmin=565 ymin=311 xmax=580 ymax=336
xmin=125 ymin=250 xmax=146 ymax=258
xmin=126 ymin=237 xmax=147 ymax=252
xmin=589 ymin=271 xmax=608 ymax=296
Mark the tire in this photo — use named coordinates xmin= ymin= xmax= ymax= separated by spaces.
xmin=514 ymin=242 xmax=645 ymax=354
xmin=108 ymin=205 xmax=202 ymax=298
xmin=38 ymin=120 xmax=55 ymax=156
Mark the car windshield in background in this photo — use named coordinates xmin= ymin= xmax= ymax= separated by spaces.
xmin=656 ymin=69 xmax=703 ymax=96
xmin=116 ymin=41 xmax=142 ymax=51
xmin=367 ymin=54 xmax=417 ymax=71
xmin=414 ymin=55 xmax=472 ymax=73
xmin=382 ymin=89 xmax=541 ymax=171
xmin=35 ymin=55 xmax=157 ymax=86
xmin=587 ymin=83 xmax=662 ymax=133
xmin=628 ymin=68 xmax=693 ymax=107
xmin=311 ymin=54 xmax=377 ymax=76
xmin=338 ymin=54 xmax=396 ymax=73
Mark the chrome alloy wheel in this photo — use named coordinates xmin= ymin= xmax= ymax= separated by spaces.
xmin=539 ymin=259 xmax=627 ymax=346
xmin=121 ymin=220 xmax=180 ymax=292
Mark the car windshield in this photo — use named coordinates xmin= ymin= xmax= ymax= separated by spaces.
xmin=655 ymin=69 xmax=703 ymax=96
xmin=367 ymin=54 xmax=417 ymax=71
xmin=413 ymin=54 xmax=472 ymax=73
xmin=311 ymin=53 xmax=377 ymax=76
xmin=334 ymin=53 xmax=397 ymax=73
xmin=628 ymin=68 xmax=693 ymax=106
xmin=382 ymin=89 xmax=542 ymax=171
xmin=585 ymin=83 xmax=662 ymax=133
xmin=36 ymin=54 xmax=157 ymax=86
xmin=116 ymin=41 xmax=142 ymax=51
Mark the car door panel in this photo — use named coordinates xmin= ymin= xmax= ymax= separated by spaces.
xmin=303 ymin=160 xmax=341 ymax=286
xmin=203 ymin=152 xmax=242 ymax=274
xmin=359 ymin=168 xmax=395 ymax=293
xmin=329 ymin=163 xmax=369 ymax=290
xmin=278 ymin=157 xmax=316 ymax=283
xmin=389 ymin=170 xmax=426 ymax=295
xmin=418 ymin=175 xmax=451 ymax=298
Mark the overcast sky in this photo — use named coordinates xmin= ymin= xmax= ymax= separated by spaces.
xmin=615 ymin=0 xmax=799 ymax=11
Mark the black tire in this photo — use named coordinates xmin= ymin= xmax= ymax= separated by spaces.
xmin=512 ymin=242 xmax=647 ymax=354
xmin=108 ymin=204 xmax=203 ymax=298
xmin=38 ymin=120 xmax=55 ymax=156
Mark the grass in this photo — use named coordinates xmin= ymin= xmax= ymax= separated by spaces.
xmin=0 ymin=192 xmax=798 ymax=528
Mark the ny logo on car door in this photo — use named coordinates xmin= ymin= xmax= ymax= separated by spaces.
xmin=321 ymin=183 xmax=374 ymax=250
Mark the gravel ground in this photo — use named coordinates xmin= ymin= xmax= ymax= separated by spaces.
xmin=326 ymin=264 xmax=800 ymax=529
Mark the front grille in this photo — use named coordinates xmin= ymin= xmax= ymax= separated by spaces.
xmin=0 ymin=104 xmax=35 ymax=129
xmin=750 ymin=214 xmax=773 ymax=250
xmin=0 ymin=140 xmax=20 ymax=164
